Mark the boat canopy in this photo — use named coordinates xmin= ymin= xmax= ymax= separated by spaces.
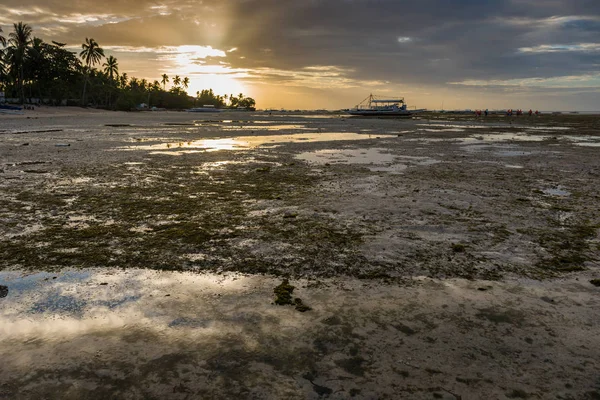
xmin=371 ymin=99 xmax=404 ymax=103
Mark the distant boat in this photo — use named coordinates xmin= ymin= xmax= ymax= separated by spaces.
xmin=0 ymin=104 xmax=22 ymax=111
xmin=187 ymin=105 xmax=223 ymax=113
xmin=346 ymin=94 xmax=414 ymax=117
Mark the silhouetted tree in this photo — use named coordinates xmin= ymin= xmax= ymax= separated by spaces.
xmin=7 ymin=22 xmax=33 ymax=103
xmin=80 ymin=37 xmax=104 ymax=105
xmin=103 ymin=55 xmax=118 ymax=81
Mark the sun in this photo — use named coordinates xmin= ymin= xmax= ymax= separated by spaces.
xmin=186 ymin=70 xmax=248 ymax=98
xmin=167 ymin=45 xmax=249 ymax=97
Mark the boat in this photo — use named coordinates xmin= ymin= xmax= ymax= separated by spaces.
xmin=346 ymin=94 xmax=413 ymax=117
xmin=187 ymin=105 xmax=223 ymax=113
xmin=0 ymin=104 xmax=23 ymax=111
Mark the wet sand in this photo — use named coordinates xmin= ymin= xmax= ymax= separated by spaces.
xmin=1 ymin=108 xmax=599 ymax=398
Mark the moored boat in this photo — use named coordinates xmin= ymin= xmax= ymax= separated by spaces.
xmin=346 ymin=94 xmax=412 ymax=117
xmin=187 ymin=105 xmax=223 ymax=113
xmin=0 ymin=104 xmax=23 ymax=111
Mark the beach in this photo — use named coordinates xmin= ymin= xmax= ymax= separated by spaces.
xmin=1 ymin=107 xmax=599 ymax=399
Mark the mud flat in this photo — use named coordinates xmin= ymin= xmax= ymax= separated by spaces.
xmin=1 ymin=110 xmax=599 ymax=398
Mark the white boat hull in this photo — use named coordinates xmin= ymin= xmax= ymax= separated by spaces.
xmin=346 ymin=109 xmax=412 ymax=117
xmin=187 ymin=108 xmax=223 ymax=113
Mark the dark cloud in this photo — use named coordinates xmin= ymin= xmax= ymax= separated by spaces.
xmin=2 ymin=0 xmax=599 ymax=108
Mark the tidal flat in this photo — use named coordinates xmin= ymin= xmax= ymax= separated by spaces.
xmin=1 ymin=109 xmax=599 ymax=399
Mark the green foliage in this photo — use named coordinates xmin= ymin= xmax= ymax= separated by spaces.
xmin=195 ymin=89 xmax=226 ymax=108
xmin=228 ymin=92 xmax=256 ymax=109
xmin=0 ymin=21 xmax=257 ymax=110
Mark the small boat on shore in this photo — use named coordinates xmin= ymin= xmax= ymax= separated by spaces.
xmin=0 ymin=104 xmax=23 ymax=111
xmin=187 ymin=105 xmax=223 ymax=113
xmin=346 ymin=94 xmax=413 ymax=117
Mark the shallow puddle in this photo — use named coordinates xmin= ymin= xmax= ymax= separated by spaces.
xmin=573 ymin=141 xmax=600 ymax=147
xmin=297 ymin=148 xmax=395 ymax=165
xmin=0 ymin=268 xmax=598 ymax=398
xmin=462 ymin=144 xmax=534 ymax=157
xmin=296 ymin=149 xmax=440 ymax=173
xmin=217 ymin=124 xmax=315 ymax=131
xmin=543 ymin=187 xmax=571 ymax=197
xmin=417 ymin=123 xmax=490 ymax=129
xmin=0 ymin=269 xmax=275 ymax=346
xmin=460 ymin=133 xmax=550 ymax=143
xmin=119 ymin=132 xmax=397 ymax=154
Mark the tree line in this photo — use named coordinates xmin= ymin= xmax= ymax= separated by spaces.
xmin=0 ymin=22 xmax=256 ymax=111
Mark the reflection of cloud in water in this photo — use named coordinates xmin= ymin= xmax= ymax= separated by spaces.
xmin=0 ymin=269 xmax=597 ymax=398
xmin=117 ymin=132 xmax=398 ymax=155
xmin=30 ymin=293 xmax=88 ymax=316
xmin=461 ymin=144 xmax=535 ymax=157
xmin=296 ymin=148 xmax=440 ymax=173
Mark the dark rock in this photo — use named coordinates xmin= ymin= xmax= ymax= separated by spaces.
xmin=393 ymin=323 xmax=418 ymax=336
xmin=294 ymin=298 xmax=312 ymax=312
xmin=506 ymin=389 xmax=530 ymax=398
xmin=0 ymin=285 xmax=8 ymax=298
xmin=540 ymin=296 xmax=556 ymax=304
xmin=274 ymin=280 xmax=295 ymax=305
xmin=590 ymin=279 xmax=600 ymax=287
xmin=452 ymin=243 xmax=466 ymax=253
xmin=311 ymin=383 xmax=332 ymax=397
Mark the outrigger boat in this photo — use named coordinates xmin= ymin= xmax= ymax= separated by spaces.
xmin=187 ymin=105 xmax=223 ymax=113
xmin=346 ymin=94 xmax=413 ymax=117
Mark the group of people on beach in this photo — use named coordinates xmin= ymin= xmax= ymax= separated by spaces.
xmin=475 ymin=109 xmax=540 ymax=117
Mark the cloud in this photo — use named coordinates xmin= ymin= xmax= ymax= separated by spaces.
xmin=450 ymin=73 xmax=600 ymax=89
xmin=1 ymin=0 xmax=600 ymax=108
xmin=518 ymin=43 xmax=600 ymax=53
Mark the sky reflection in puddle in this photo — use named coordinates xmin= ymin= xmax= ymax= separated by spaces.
xmin=461 ymin=144 xmax=534 ymax=157
xmin=0 ymin=269 xmax=264 ymax=342
xmin=120 ymin=132 xmax=397 ymax=154
xmin=542 ymin=186 xmax=571 ymax=197
xmin=296 ymin=149 xmax=440 ymax=173
xmin=460 ymin=133 xmax=550 ymax=143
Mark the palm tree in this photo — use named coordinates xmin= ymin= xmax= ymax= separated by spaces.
xmin=8 ymin=22 xmax=33 ymax=104
xmin=173 ymin=75 xmax=181 ymax=88
xmin=182 ymin=77 xmax=189 ymax=90
xmin=103 ymin=55 xmax=118 ymax=81
xmin=0 ymin=60 xmax=6 ymax=91
xmin=119 ymin=72 xmax=128 ymax=89
xmin=0 ymin=25 xmax=6 ymax=47
xmin=79 ymin=37 xmax=104 ymax=105
xmin=0 ymin=26 xmax=5 ymax=87
xmin=140 ymin=78 xmax=148 ymax=91
xmin=26 ymin=37 xmax=44 ymax=100
xmin=161 ymin=73 xmax=169 ymax=90
xmin=129 ymin=77 xmax=139 ymax=89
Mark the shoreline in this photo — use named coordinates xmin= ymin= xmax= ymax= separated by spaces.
xmin=1 ymin=111 xmax=599 ymax=398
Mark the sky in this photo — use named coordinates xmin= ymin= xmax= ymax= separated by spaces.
xmin=1 ymin=0 xmax=600 ymax=110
